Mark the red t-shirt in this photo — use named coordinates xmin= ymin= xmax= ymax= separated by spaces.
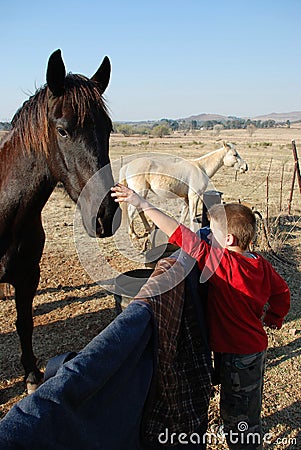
xmin=169 ymin=224 xmax=290 ymax=354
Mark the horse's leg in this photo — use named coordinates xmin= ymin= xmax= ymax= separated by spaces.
xmin=138 ymin=211 xmax=152 ymax=236
xmin=180 ymin=200 xmax=189 ymax=224
xmin=188 ymin=193 xmax=200 ymax=230
xmin=128 ymin=204 xmax=139 ymax=240
xmin=135 ymin=188 xmax=152 ymax=238
xmin=12 ymin=218 xmax=45 ymax=393
xmin=14 ymin=266 xmax=43 ymax=393
xmin=128 ymin=187 xmax=150 ymax=240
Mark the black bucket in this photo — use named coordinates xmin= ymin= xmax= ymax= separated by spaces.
xmin=195 ymin=190 xmax=223 ymax=227
xmin=144 ymin=243 xmax=179 ymax=268
xmin=114 ymin=268 xmax=154 ymax=313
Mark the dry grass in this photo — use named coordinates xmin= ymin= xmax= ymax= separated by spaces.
xmin=0 ymin=127 xmax=300 ymax=448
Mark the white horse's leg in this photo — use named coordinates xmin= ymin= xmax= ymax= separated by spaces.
xmin=139 ymin=211 xmax=152 ymax=236
xmin=127 ymin=187 xmax=151 ymax=240
xmin=179 ymin=201 xmax=189 ymax=224
xmin=134 ymin=188 xmax=152 ymax=238
xmin=188 ymin=193 xmax=200 ymax=230
xmin=128 ymin=204 xmax=139 ymax=240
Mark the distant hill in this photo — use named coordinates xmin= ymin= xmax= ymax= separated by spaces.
xmin=180 ymin=113 xmax=236 ymax=123
xmin=180 ymin=111 xmax=301 ymax=124
xmin=251 ymin=111 xmax=301 ymax=122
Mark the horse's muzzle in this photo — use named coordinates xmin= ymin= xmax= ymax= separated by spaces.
xmin=93 ymin=203 xmax=121 ymax=238
xmin=239 ymin=163 xmax=248 ymax=173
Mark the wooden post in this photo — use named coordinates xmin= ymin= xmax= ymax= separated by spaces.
xmin=267 ymin=158 xmax=273 ymax=177
xmin=288 ymin=140 xmax=301 ymax=213
xmin=288 ymin=167 xmax=296 ymax=214
xmin=291 ymin=140 xmax=301 ymax=193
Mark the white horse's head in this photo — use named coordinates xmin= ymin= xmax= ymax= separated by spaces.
xmin=222 ymin=142 xmax=248 ymax=173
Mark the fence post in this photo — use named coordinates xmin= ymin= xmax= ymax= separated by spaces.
xmin=291 ymin=140 xmax=301 ymax=193
xmin=288 ymin=140 xmax=301 ymax=213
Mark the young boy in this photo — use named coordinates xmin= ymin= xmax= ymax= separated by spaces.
xmin=111 ymin=183 xmax=290 ymax=449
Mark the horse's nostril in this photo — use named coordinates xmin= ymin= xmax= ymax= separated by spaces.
xmin=97 ymin=217 xmax=105 ymax=236
xmin=92 ymin=216 xmax=105 ymax=236
xmin=91 ymin=216 xmax=104 ymax=236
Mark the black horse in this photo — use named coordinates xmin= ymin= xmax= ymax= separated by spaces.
xmin=0 ymin=50 xmax=120 ymax=392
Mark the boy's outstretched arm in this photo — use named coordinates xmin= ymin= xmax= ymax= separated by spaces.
xmin=111 ymin=183 xmax=179 ymax=237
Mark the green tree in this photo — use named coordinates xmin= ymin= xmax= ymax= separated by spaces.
xmin=246 ymin=123 xmax=257 ymax=137
xmin=191 ymin=120 xmax=198 ymax=130
xmin=212 ymin=124 xmax=223 ymax=136
xmin=114 ymin=123 xmax=134 ymax=136
xmin=151 ymin=124 xmax=171 ymax=137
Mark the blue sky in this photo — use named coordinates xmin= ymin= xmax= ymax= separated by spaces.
xmin=0 ymin=0 xmax=300 ymax=122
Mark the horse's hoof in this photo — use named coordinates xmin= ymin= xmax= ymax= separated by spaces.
xmin=26 ymin=371 xmax=44 ymax=394
xmin=27 ymin=382 xmax=39 ymax=395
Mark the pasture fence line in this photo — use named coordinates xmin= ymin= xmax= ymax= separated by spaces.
xmin=238 ymin=142 xmax=301 ymax=267
xmin=288 ymin=140 xmax=301 ymax=214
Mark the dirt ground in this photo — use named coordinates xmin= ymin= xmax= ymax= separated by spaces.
xmin=0 ymin=128 xmax=300 ymax=448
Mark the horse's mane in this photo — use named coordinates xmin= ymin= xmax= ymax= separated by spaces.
xmin=192 ymin=143 xmax=235 ymax=162
xmin=10 ymin=73 xmax=112 ymax=155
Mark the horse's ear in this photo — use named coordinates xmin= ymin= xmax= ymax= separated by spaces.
xmin=46 ymin=49 xmax=66 ymax=97
xmin=223 ymin=141 xmax=230 ymax=149
xmin=91 ymin=56 xmax=111 ymax=93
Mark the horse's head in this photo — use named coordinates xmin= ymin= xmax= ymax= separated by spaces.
xmin=222 ymin=142 xmax=248 ymax=173
xmin=45 ymin=50 xmax=120 ymax=237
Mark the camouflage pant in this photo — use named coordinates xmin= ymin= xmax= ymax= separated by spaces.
xmin=219 ymin=351 xmax=267 ymax=450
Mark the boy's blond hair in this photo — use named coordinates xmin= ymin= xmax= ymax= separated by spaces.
xmin=208 ymin=203 xmax=256 ymax=251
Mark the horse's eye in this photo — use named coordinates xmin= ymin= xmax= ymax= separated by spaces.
xmin=57 ymin=127 xmax=68 ymax=138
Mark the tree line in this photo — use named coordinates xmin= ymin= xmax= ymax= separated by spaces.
xmin=114 ymin=118 xmax=292 ymax=137
xmin=0 ymin=122 xmax=12 ymax=131
xmin=0 ymin=117 xmax=293 ymax=136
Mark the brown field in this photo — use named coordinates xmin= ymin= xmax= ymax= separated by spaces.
xmin=0 ymin=127 xmax=300 ymax=448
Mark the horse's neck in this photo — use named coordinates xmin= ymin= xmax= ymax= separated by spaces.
xmin=192 ymin=146 xmax=227 ymax=177
xmin=0 ymin=140 xmax=55 ymax=217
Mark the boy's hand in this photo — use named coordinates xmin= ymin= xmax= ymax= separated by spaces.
xmin=111 ymin=183 xmax=179 ymax=238
xmin=111 ymin=183 xmax=142 ymax=209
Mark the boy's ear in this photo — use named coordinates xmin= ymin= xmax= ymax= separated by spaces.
xmin=226 ymin=234 xmax=236 ymax=246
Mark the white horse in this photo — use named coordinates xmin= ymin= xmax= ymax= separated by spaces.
xmin=119 ymin=142 xmax=248 ymax=239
